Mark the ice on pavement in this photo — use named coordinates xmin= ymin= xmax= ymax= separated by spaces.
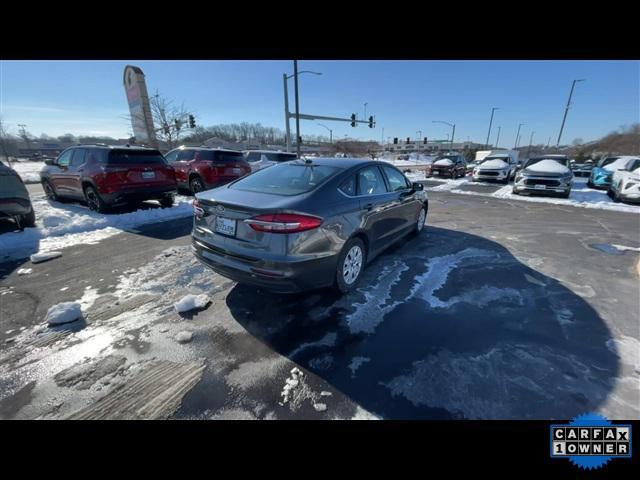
xmin=45 ymin=302 xmax=82 ymax=326
xmin=0 ymin=194 xmax=194 ymax=262
xmin=174 ymin=294 xmax=210 ymax=313
xmin=30 ymin=251 xmax=62 ymax=263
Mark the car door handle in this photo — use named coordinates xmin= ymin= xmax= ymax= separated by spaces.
xmin=365 ymin=203 xmax=373 ymax=211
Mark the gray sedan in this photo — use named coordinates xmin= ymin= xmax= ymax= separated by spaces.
xmin=191 ymin=158 xmax=428 ymax=293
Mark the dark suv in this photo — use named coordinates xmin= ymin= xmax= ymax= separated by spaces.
xmin=427 ymin=153 xmax=467 ymax=178
xmin=40 ymin=145 xmax=177 ymax=212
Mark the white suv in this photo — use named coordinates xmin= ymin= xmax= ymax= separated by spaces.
xmin=609 ymin=156 xmax=640 ymax=204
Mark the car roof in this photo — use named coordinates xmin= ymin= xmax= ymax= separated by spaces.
xmin=171 ymin=146 xmax=241 ymax=154
xmin=286 ymin=157 xmax=378 ymax=169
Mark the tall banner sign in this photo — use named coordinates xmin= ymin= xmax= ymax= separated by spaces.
xmin=123 ymin=65 xmax=157 ymax=148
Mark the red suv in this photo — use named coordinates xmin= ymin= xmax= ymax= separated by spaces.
xmin=164 ymin=147 xmax=251 ymax=194
xmin=40 ymin=145 xmax=178 ymax=212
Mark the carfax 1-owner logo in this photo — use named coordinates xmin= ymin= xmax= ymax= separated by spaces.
xmin=550 ymin=413 xmax=632 ymax=470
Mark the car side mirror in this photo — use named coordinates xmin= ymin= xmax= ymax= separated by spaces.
xmin=44 ymin=159 xmax=55 ymax=166
xmin=412 ymin=182 xmax=424 ymax=191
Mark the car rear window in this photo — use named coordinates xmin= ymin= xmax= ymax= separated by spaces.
xmin=108 ymin=150 xmax=167 ymax=165
xmin=230 ymin=163 xmax=339 ymax=195
xmin=195 ymin=151 xmax=244 ymax=162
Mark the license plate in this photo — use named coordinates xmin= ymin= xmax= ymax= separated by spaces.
xmin=142 ymin=171 xmax=156 ymax=179
xmin=534 ymin=184 xmax=546 ymax=190
xmin=215 ymin=216 xmax=236 ymax=236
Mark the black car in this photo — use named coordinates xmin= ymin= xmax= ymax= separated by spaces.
xmin=0 ymin=163 xmax=36 ymax=229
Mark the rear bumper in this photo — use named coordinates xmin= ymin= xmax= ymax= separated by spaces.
xmin=100 ymin=186 xmax=177 ymax=205
xmin=192 ymin=237 xmax=337 ymax=293
xmin=0 ymin=198 xmax=32 ymax=216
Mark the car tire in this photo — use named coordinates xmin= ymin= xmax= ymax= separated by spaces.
xmin=587 ymin=179 xmax=594 ymax=188
xmin=612 ymin=189 xmax=621 ymax=203
xmin=84 ymin=185 xmax=108 ymax=213
xmin=189 ymin=175 xmax=205 ymax=195
xmin=20 ymin=207 xmax=36 ymax=228
xmin=512 ymin=188 xmax=519 ymax=195
xmin=159 ymin=195 xmax=175 ymax=208
xmin=42 ymin=180 xmax=58 ymax=201
xmin=335 ymin=237 xmax=366 ymax=294
xmin=560 ymin=192 xmax=570 ymax=199
xmin=412 ymin=206 xmax=427 ymax=236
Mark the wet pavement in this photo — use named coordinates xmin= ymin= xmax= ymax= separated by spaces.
xmin=0 ymin=190 xmax=639 ymax=420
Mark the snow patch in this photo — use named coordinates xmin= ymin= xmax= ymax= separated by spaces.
xmin=45 ymin=302 xmax=82 ymax=326
xmin=606 ymin=336 xmax=640 ymax=370
xmin=17 ymin=268 xmax=33 ymax=275
xmin=348 ymin=356 xmax=371 ymax=378
xmin=479 ymin=159 xmax=509 ymax=169
xmin=524 ymin=159 xmax=570 ymax=175
xmin=434 ymin=159 xmax=454 ymax=166
xmin=175 ymin=331 xmax=193 ymax=343
xmin=30 ymin=251 xmax=62 ymax=263
xmin=174 ymin=294 xmax=210 ymax=313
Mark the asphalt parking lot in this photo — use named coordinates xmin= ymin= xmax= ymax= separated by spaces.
xmin=0 ymin=189 xmax=639 ymax=420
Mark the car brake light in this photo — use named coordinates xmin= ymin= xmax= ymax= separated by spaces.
xmin=193 ymin=199 xmax=205 ymax=218
xmin=245 ymin=213 xmax=322 ymax=234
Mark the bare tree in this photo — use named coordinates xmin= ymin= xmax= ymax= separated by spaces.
xmin=148 ymin=90 xmax=193 ymax=150
xmin=0 ymin=117 xmax=18 ymax=167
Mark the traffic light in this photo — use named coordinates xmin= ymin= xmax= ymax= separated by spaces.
xmin=393 ymin=137 xmax=398 ymax=144
xmin=424 ymin=137 xmax=428 ymax=144
xmin=406 ymin=137 xmax=411 ymax=144
xmin=350 ymin=114 xmax=356 ymax=127
xmin=368 ymin=116 xmax=374 ymax=128
xmin=188 ymin=114 xmax=196 ymax=129
xmin=175 ymin=119 xmax=181 ymax=131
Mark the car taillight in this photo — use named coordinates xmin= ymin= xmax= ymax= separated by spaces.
xmin=245 ymin=213 xmax=322 ymax=234
xmin=193 ymin=199 xmax=205 ymax=218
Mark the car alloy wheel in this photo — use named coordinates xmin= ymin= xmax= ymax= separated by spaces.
xmin=416 ymin=207 xmax=426 ymax=232
xmin=43 ymin=181 xmax=56 ymax=200
xmin=190 ymin=177 xmax=204 ymax=194
xmin=342 ymin=245 xmax=363 ymax=285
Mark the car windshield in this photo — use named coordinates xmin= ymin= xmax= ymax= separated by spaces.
xmin=600 ymin=157 xmax=619 ymax=167
xmin=525 ymin=157 xmax=569 ymax=168
xmin=108 ymin=150 xmax=167 ymax=165
xmin=230 ymin=163 xmax=340 ymax=195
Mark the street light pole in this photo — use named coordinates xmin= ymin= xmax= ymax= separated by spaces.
xmin=432 ymin=120 xmax=455 ymax=152
xmin=293 ymin=60 xmax=301 ymax=158
xmin=514 ymin=123 xmax=524 ymax=149
xmin=528 ymin=131 xmax=535 ymax=157
xmin=283 ymin=74 xmax=291 ymax=152
xmin=364 ymin=103 xmax=368 ymax=122
xmin=556 ymin=79 xmax=585 ymax=149
xmin=485 ymin=107 xmax=499 ymax=148
xmin=317 ymin=123 xmax=332 ymax=144
xmin=495 ymin=126 xmax=501 ymax=148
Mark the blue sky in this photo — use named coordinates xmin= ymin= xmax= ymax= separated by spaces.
xmin=1 ymin=60 xmax=638 ymax=146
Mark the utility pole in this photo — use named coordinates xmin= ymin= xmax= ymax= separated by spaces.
xmin=528 ymin=131 xmax=535 ymax=157
xmin=556 ymin=79 xmax=585 ymax=149
xmin=485 ymin=107 xmax=499 ymax=148
xmin=293 ymin=60 xmax=301 ymax=158
xmin=495 ymin=126 xmax=501 ymax=148
xmin=283 ymin=74 xmax=291 ymax=152
xmin=317 ymin=123 xmax=332 ymax=144
xmin=514 ymin=123 xmax=524 ymax=149
xmin=364 ymin=103 xmax=368 ymax=122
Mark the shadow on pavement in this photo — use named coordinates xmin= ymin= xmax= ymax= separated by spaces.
xmin=226 ymin=225 xmax=620 ymax=420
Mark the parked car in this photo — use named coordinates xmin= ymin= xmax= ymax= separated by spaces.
xmin=465 ymin=159 xmax=483 ymax=175
xmin=164 ymin=147 xmax=251 ymax=194
xmin=608 ymin=156 xmax=640 ymax=203
xmin=40 ymin=145 xmax=177 ymax=212
xmin=243 ymin=150 xmax=297 ymax=172
xmin=427 ymin=154 xmax=466 ymax=178
xmin=0 ymin=162 xmax=36 ymax=229
xmin=512 ymin=155 xmax=573 ymax=198
xmin=191 ymin=158 xmax=428 ymax=294
xmin=588 ymin=156 xmax=636 ymax=189
xmin=471 ymin=152 xmax=519 ymax=184
xmin=570 ymin=161 xmax=593 ymax=177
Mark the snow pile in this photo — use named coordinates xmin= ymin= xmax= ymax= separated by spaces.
xmin=433 ymin=159 xmax=454 ymax=166
xmin=45 ymin=302 xmax=82 ymax=326
xmin=10 ymin=160 xmax=45 ymax=184
xmin=0 ymin=194 xmax=194 ymax=262
xmin=524 ymin=159 xmax=570 ymax=175
xmin=175 ymin=331 xmax=193 ymax=343
xmin=174 ymin=294 xmax=210 ymax=313
xmin=281 ymin=367 xmax=304 ymax=404
xmin=479 ymin=159 xmax=509 ymax=170
xmin=17 ymin=268 xmax=33 ymax=275
xmin=30 ymin=251 xmax=62 ymax=263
